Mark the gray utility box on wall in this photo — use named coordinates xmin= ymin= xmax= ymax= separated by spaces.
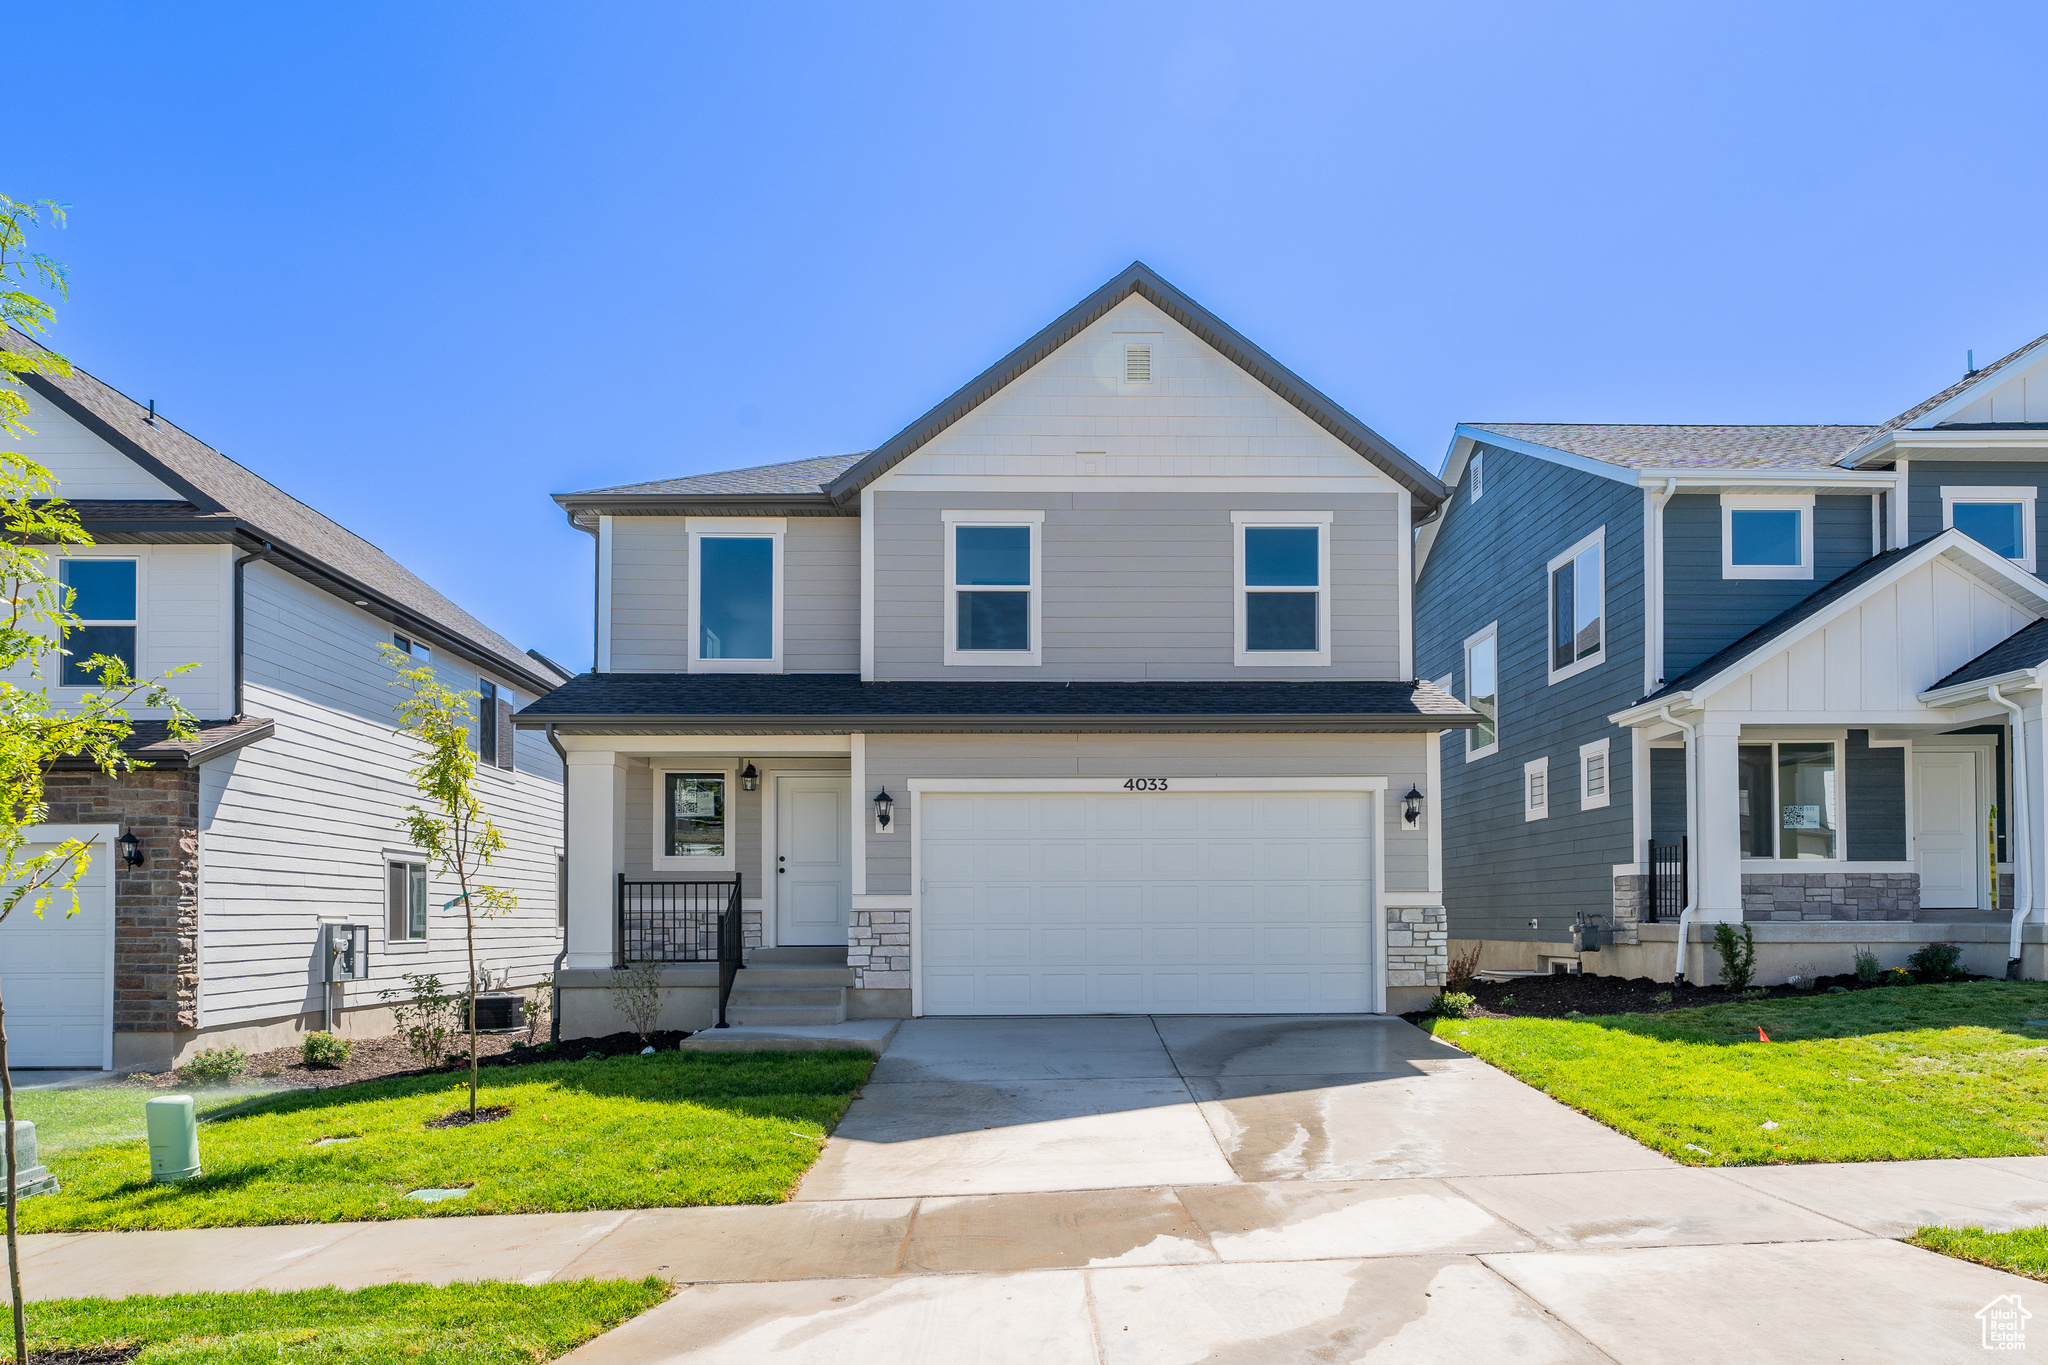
xmin=324 ymin=923 xmax=370 ymax=982
xmin=1570 ymin=916 xmax=1613 ymax=953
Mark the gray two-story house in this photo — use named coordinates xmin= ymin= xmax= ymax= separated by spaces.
xmin=1415 ymin=332 xmax=2048 ymax=986
xmin=522 ymin=263 xmax=1476 ymax=1031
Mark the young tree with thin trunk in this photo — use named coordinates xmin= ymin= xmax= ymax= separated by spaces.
xmin=0 ymin=195 xmax=196 ymax=1365
xmin=383 ymin=649 xmax=516 ymax=1117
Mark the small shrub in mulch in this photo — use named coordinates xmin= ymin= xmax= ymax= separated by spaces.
xmin=425 ymin=1104 xmax=512 ymax=1130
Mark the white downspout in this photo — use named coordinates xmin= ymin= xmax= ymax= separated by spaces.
xmin=1660 ymin=703 xmax=1700 ymax=983
xmin=1645 ymin=478 xmax=1679 ymax=695
xmin=1988 ymin=681 xmax=2032 ymax=975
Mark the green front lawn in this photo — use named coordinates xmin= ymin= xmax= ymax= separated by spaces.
xmin=20 ymin=1048 xmax=873 ymax=1231
xmin=12 ymin=1083 xmax=283 ymax=1159
xmin=1912 ymin=1225 xmax=2048 ymax=1282
xmin=1423 ymin=981 xmax=2048 ymax=1165
xmin=25 ymin=1279 xmax=668 ymax=1363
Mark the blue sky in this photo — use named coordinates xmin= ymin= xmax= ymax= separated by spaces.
xmin=9 ymin=2 xmax=2046 ymax=670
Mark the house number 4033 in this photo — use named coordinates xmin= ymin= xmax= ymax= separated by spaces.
xmin=1122 ymin=777 xmax=1170 ymax=791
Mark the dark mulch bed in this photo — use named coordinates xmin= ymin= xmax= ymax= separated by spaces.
xmin=1403 ymin=970 xmax=1983 ymax=1023
xmin=28 ymin=1349 xmax=141 ymax=1365
xmin=121 ymin=1029 xmax=695 ymax=1093
xmin=426 ymin=1103 xmax=512 ymax=1129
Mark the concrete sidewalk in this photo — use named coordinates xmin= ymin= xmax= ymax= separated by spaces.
xmin=15 ymin=1016 xmax=2048 ymax=1361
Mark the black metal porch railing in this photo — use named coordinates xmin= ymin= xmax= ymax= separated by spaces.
xmin=1645 ymin=837 xmax=1686 ymax=924
xmin=616 ymin=873 xmax=744 ymax=1028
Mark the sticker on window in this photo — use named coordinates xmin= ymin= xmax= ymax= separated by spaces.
xmin=1781 ymin=805 xmax=1823 ymax=830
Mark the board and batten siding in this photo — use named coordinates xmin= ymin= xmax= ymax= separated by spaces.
xmin=1907 ymin=459 xmax=2048 ymax=580
xmin=1414 ymin=441 xmax=1644 ymax=943
xmin=859 ymin=732 xmax=1429 ymax=899
xmin=870 ymin=491 xmax=1402 ymax=681
xmin=1663 ymin=493 xmax=1875 ymax=681
xmin=606 ymin=515 xmax=859 ymax=673
xmin=196 ymin=563 xmax=563 ymax=1028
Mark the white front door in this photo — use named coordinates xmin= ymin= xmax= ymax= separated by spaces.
xmin=919 ymin=789 xmax=1375 ymax=1015
xmin=1915 ymin=750 xmax=1982 ymax=910
xmin=0 ymin=826 xmax=119 ymax=1069
xmin=775 ymin=775 xmax=851 ymax=946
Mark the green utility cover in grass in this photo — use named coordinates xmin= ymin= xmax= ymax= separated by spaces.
xmin=146 ymin=1095 xmax=201 ymax=1182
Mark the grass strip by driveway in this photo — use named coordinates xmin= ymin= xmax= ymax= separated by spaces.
xmin=22 ymin=1048 xmax=874 ymax=1231
xmin=13 ymin=1084 xmax=289 ymax=1159
xmin=1911 ymin=1225 xmax=2048 ymax=1283
xmin=1422 ymin=981 xmax=2048 ymax=1165
xmin=26 ymin=1278 xmax=669 ymax=1363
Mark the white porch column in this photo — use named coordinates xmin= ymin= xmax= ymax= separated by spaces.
xmin=1695 ymin=717 xmax=1744 ymax=923
xmin=563 ymin=748 xmax=628 ymax=971
xmin=2020 ymin=699 xmax=2047 ymax=927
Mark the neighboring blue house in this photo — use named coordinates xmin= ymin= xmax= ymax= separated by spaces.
xmin=1415 ymin=332 xmax=2048 ymax=986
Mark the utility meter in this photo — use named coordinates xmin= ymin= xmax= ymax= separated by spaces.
xmin=324 ymin=922 xmax=370 ymax=982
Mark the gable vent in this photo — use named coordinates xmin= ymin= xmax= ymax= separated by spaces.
xmin=1124 ymin=345 xmax=1152 ymax=384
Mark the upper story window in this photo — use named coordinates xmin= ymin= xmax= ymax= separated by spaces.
xmin=1943 ymin=486 xmax=2037 ymax=573
xmin=392 ymin=633 xmax=430 ymax=662
xmin=943 ymin=510 xmax=1042 ymax=666
xmin=689 ymin=518 xmax=784 ymax=673
xmin=478 ymin=678 xmax=498 ymax=758
xmin=1722 ymin=493 xmax=1814 ymax=581
xmin=1464 ymin=624 xmax=1498 ymax=760
xmin=1546 ymin=529 xmax=1604 ymax=684
xmin=1232 ymin=510 xmax=1332 ymax=667
xmin=59 ymin=558 xmax=137 ymax=687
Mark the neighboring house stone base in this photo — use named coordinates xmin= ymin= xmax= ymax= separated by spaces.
xmin=1386 ymin=904 xmax=1447 ymax=988
xmin=1741 ymin=873 xmax=1918 ymax=922
xmin=42 ymin=768 xmax=201 ymax=1037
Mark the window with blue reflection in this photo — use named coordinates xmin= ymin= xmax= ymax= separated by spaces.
xmin=954 ymin=525 xmax=1031 ymax=652
xmin=698 ymin=537 xmax=773 ymax=659
xmin=1244 ymin=526 xmax=1318 ymax=651
xmin=1729 ymin=510 xmax=1802 ymax=566
xmin=58 ymin=559 xmax=136 ymax=686
xmin=1952 ymin=502 xmax=2025 ymax=561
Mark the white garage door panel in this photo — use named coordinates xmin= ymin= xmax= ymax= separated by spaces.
xmin=921 ymin=791 xmax=1374 ymax=1015
xmin=0 ymin=831 xmax=117 ymax=1068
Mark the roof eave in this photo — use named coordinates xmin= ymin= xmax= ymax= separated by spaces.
xmin=823 ymin=263 xmax=1446 ymax=507
xmin=1918 ymin=668 xmax=2043 ymax=707
xmin=515 ymin=711 xmax=1477 ymax=734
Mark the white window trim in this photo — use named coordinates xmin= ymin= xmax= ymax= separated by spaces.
xmin=686 ymin=517 xmax=785 ymax=674
xmin=1546 ymin=527 xmax=1606 ymax=685
xmin=1941 ymin=485 xmax=2037 ymax=573
xmin=942 ymin=509 xmax=1044 ymax=667
xmin=1579 ymin=738 xmax=1611 ymax=811
xmin=1721 ymin=492 xmax=1815 ymax=580
xmin=653 ymin=764 xmax=739 ymax=873
xmin=1523 ymin=756 xmax=1550 ymax=822
xmin=1739 ymin=733 xmax=1846 ymax=863
xmin=55 ymin=551 xmax=142 ymax=693
xmin=383 ymin=853 xmax=430 ymax=945
xmin=1469 ymin=450 xmax=1484 ymax=501
xmin=1231 ymin=510 xmax=1333 ymax=669
xmin=1463 ymin=622 xmax=1499 ymax=761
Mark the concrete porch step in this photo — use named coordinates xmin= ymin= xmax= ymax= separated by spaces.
xmin=727 ymin=987 xmax=845 ymax=1008
xmin=747 ymin=947 xmax=848 ymax=966
xmin=732 ymin=966 xmax=856 ymax=988
xmin=725 ymin=1002 xmax=848 ymax=1026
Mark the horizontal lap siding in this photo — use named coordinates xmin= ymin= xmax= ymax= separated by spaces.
xmin=1414 ymin=443 xmax=1643 ymax=942
xmin=1907 ymin=460 xmax=2048 ymax=579
xmin=199 ymin=565 xmax=563 ymax=1027
xmin=872 ymin=491 xmax=1402 ymax=681
xmin=861 ymin=732 xmax=1427 ymax=897
xmin=785 ymin=519 xmax=859 ymax=671
xmin=1663 ymin=493 xmax=1873 ymax=680
xmin=13 ymin=392 xmax=183 ymax=498
xmin=608 ymin=519 xmax=689 ymax=671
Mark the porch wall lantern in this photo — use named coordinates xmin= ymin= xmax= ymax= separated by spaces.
xmin=740 ymin=762 xmax=759 ymax=792
xmin=118 ymin=830 xmax=145 ymax=867
xmin=873 ymin=787 xmax=894 ymax=830
xmin=1402 ymin=786 xmax=1425 ymax=827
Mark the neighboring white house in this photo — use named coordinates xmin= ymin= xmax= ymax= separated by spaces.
xmin=522 ymin=263 xmax=1475 ymax=1034
xmin=0 ymin=329 xmax=571 ymax=1070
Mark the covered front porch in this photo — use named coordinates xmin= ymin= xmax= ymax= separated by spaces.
xmin=1607 ymin=530 xmax=2048 ymax=983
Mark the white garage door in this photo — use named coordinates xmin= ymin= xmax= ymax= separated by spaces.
xmin=0 ymin=829 xmax=117 ymax=1068
xmin=920 ymin=789 xmax=1375 ymax=1015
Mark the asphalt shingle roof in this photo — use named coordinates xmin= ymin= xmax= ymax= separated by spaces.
xmin=1865 ymin=330 xmax=2048 ymax=442
xmin=1929 ymin=617 xmax=2048 ymax=692
xmin=3 ymin=330 xmax=567 ymax=690
xmin=572 ymin=453 xmax=869 ymax=498
xmin=518 ymin=673 xmax=1476 ymax=730
xmin=1466 ymin=423 xmax=1875 ymax=471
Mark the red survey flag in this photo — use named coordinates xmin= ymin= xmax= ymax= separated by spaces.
xmin=1758 ymin=1027 xmax=1771 ymax=1042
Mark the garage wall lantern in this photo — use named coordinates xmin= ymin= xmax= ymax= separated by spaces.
xmin=118 ymin=830 xmax=145 ymax=866
xmin=873 ymin=786 xmax=894 ymax=830
xmin=1401 ymin=786 xmax=1425 ymax=828
xmin=740 ymin=762 xmax=759 ymax=792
